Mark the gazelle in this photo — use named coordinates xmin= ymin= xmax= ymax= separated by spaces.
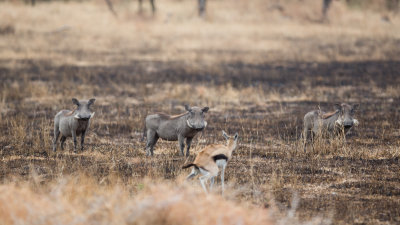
xmin=182 ymin=131 xmax=238 ymax=194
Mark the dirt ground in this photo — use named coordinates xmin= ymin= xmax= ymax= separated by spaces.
xmin=1 ymin=1 xmax=400 ymax=224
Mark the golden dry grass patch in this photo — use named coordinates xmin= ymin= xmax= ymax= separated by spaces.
xmin=1 ymin=0 xmax=399 ymax=65
xmin=0 ymin=175 xmax=276 ymax=225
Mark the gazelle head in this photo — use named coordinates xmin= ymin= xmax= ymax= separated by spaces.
xmin=222 ymin=130 xmax=238 ymax=151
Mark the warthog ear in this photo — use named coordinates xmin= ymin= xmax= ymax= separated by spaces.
xmin=72 ymin=98 xmax=80 ymax=106
xmin=352 ymin=104 xmax=359 ymax=111
xmin=88 ymin=98 xmax=96 ymax=106
xmin=234 ymin=133 xmax=238 ymax=140
xmin=222 ymin=130 xmax=229 ymax=140
xmin=202 ymin=107 xmax=209 ymax=113
xmin=184 ymin=105 xmax=191 ymax=112
xmin=334 ymin=103 xmax=342 ymax=111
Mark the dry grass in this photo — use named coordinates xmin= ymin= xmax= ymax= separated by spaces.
xmin=0 ymin=175 xmax=272 ymax=225
xmin=0 ymin=173 xmax=334 ymax=225
xmin=1 ymin=0 xmax=400 ymax=224
xmin=0 ymin=0 xmax=399 ymax=66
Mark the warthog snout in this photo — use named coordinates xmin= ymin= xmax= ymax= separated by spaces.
xmin=343 ymin=120 xmax=354 ymax=129
xmin=186 ymin=120 xmax=207 ymax=130
xmin=336 ymin=118 xmax=354 ymax=129
xmin=74 ymin=112 xmax=95 ymax=120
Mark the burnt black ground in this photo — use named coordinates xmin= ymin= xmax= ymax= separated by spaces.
xmin=1 ymin=59 xmax=400 ymax=224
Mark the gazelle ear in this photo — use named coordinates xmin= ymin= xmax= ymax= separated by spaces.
xmin=185 ymin=105 xmax=191 ymax=112
xmin=72 ymin=98 xmax=80 ymax=106
xmin=222 ymin=130 xmax=229 ymax=140
xmin=234 ymin=133 xmax=238 ymax=140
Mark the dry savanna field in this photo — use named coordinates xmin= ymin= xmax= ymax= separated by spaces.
xmin=0 ymin=0 xmax=400 ymax=224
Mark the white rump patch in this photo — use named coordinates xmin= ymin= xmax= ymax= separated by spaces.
xmin=353 ymin=119 xmax=359 ymax=126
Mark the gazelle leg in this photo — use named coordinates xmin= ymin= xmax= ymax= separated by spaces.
xmin=199 ymin=168 xmax=212 ymax=194
xmin=221 ymin=164 xmax=226 ymax=195
xmin=199 ymin=175 xmax=209 ymax=193
xmin=209 ymin=176 xmax=215 ymax=191
xmin=186 ymin=168 xmax=198 ymax=180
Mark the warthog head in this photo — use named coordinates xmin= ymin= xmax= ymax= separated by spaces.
xmin=334 ymin=103 xmax=359 ymax=129
xmin=185 ymin=105 xmax=209 ymax=130
xmin=72 ymin=98 xmax=96 ymax=121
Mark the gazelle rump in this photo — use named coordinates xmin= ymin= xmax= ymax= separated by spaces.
xmin=182 ymin=131 xmax=238 ymax=194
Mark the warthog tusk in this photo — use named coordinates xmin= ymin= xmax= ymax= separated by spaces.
xmin=186 ymin=120 xmax=194 ymax=128
xmin=74 ymin=115 xmax=80 ymax=119
xmin=353 ymin=119 xmax=359 ymax=126
xmin=204 ymin=121 xmax=207 ymax=128
xmin=335 ymin=118 xmax=343 ymax=125
xmin=91 ymin=112 xmax=95 ymax=118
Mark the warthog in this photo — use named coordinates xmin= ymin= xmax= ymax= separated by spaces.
xmin=144 ymin=105 xmax=209 ymax=157
xmin=53 ymin=98 xmax=96 ymax=153
xmin=303 ymin=103 xmax=359 ymax=152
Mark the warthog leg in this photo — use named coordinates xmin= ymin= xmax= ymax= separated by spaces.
xmin=185 ymin=137 xmax=193 ymax=157
xmin=303 ymin=128 xmax=315 ymax=153
xmin=178 ymin=135 xmax=185 ymax=156
xmin=60 ymin=136 xmax=67 ymax=150
xmin=53 ymin=128 xmax=60 ymax=152
xmin=81 ymin=131 xmax=86 ymax=151
xmin=145 ymin=130 xmax=158 ymax=156
xmin=72 ymin=130 xmax=77 ymax=153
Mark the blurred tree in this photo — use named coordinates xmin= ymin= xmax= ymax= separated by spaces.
xmin=104 ymin=0 xmax=118 ymax=17
xmin=322 ymin=0 xmax=332 ymax=20
xmin=198 ymin=0 xmax=206 ymax=17
xmin=138 ymin=0 xmax=156 ymax=15
xmin=385 ymin=0 xmax=399 ymax=12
